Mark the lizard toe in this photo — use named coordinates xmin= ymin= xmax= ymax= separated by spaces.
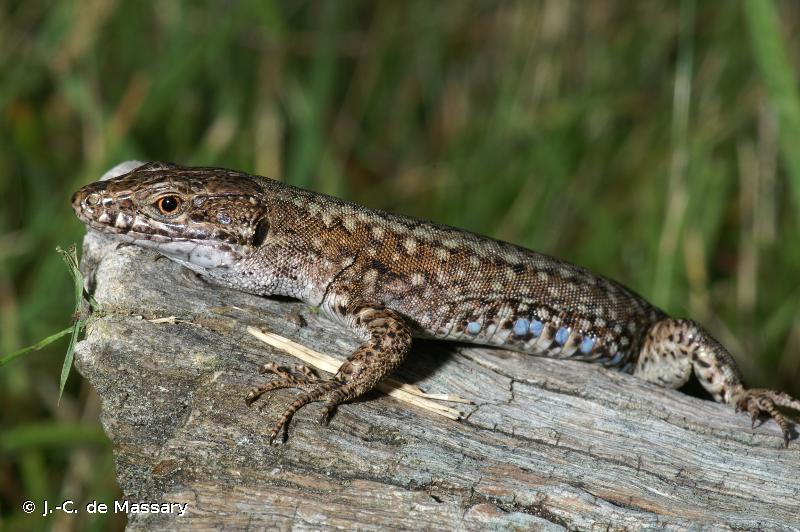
xmin=735 ymin=389 xmax=799 ymax=447
xmin=258 ymin=362 xmax=319 ymax=381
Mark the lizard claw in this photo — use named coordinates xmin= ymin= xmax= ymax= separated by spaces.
xmin=734 ymin=389 xmax=800 ymax=447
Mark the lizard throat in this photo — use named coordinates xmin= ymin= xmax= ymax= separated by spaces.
xmin=135 ymin=235 xmax=242 ymax=272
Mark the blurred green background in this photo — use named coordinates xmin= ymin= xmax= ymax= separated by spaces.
xmin=2 ymin=0 xmax=800 ymax=529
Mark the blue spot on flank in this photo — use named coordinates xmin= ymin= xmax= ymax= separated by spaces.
xmin=513 ymin=318 xmax=530 ymax=337
xmin=580 ymin=337 xmax=595 ymax=354
xmin=555 ymin=327 xmax=570 ymax=345
xmin=467 ymin=321 xmax=481 ymax=334
xmin=529 ymin=320 xmax=544 ymax=337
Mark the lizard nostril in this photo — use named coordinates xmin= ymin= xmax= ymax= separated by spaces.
xmin=86 ymin=193 xmax=102 ymax=206
xmin=72 ymin=190 xmax=105 ymax=211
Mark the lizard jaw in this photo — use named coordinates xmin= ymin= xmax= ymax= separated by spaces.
xmin=82 ymin=221 xmax=244 ymax=273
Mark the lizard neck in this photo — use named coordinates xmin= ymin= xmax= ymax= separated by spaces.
xmin=207 ymin=194 xmax=364 ymax=305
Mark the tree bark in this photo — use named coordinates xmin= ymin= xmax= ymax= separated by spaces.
xmin=75 ymin=231 xmax=800 ymax=531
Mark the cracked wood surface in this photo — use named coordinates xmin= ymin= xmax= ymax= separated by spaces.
xmin=74 ymin=231 xmax=800 ymax=531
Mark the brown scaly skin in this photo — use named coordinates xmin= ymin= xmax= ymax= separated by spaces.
xmin=72 ymin=162 xmax=800 ymax=445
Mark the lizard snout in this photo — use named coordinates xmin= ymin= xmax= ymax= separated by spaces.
xmin=72 ymin=182 xmax=112 ymax=222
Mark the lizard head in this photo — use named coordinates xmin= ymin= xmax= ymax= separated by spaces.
xmin=72 ymin=162 xmax=271 ymax=273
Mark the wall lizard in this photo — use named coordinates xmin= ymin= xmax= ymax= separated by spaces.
xmin=72 ymin=162 xmax=800 ymax=445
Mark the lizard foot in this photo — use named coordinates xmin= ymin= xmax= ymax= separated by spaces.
xmin=733 ymin=388 xmax=800 ymax=447
xmin=245 ymin=363 xmax=350 ymax=444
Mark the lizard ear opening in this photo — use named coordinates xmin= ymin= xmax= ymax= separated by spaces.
xmin=252 ymin=218 xmax=270 ymax=247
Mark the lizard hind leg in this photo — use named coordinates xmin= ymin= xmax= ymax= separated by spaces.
xmin=635 ymin=318 xmax=800 ymax=445
xmin=633 ymin=318 xmax=695 ymax=390
xmin=248 ymin=305 xmax=413 ymax=444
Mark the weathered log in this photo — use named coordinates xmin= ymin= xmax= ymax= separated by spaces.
xmin=75 ymin=230 xmax=800 ymax=531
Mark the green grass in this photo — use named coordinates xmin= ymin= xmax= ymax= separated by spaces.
xmin=2 ymin=1 xmax=800 ymax=529
xmin=744 ymin=0 xmax=800 ymax=225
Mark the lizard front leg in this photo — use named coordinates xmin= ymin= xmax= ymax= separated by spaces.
xmin=634 ymin=318 xmax=800 ymax=445
xmin=246 ymin=303 xmax=412 ymax=443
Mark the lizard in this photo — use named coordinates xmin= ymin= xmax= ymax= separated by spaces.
xmin=72 ymin=161 xmax=800 ymax=445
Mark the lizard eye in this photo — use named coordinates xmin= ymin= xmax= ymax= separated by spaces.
xmin=156 ymin=195 xmax=182 ymax=215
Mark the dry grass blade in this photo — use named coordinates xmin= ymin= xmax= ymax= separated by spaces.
xmin=147 ymin=316 xmax=192 ymax=324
